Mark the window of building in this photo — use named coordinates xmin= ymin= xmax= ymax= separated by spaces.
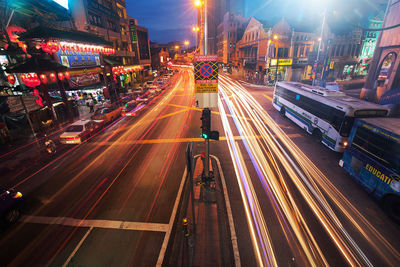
xmin=340 ymin=45 xmax=345 ymax=56
xmin=294 ymin=45 xmax=299 ymax=57
xmin=284 ymin=48 xmax=289 ymax=58
xmin=335 ymin=45 xmax=341 ymax=56
xmin=331 ymin=45 xmax=336 ymax=57
xmin=299 ymin=45 xmax=305 ymax=57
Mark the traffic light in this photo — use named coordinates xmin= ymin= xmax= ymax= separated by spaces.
xmin=201 ymin=108 xmax=211 ymax=139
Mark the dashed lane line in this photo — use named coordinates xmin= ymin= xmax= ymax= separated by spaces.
xmin=22 ymin=215 xmax=169 ymax=232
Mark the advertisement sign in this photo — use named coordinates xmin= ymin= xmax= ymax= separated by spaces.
xmin=58 ymin=50 xmax=100 ymax=68
xmin=129 ymin=21 xmax=138 ymax=43
xmin=270 ymin=58 xmax=292 ymax=66
xmin=67 ymin=68 xmax=101 ymax=88
xmin=194 ymin=55 xmax=219 ymax=108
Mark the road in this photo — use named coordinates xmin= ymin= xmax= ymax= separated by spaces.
xmin=1 ymin=70 xmax=399 ymax=266
xmin=0 ymin=70 xmax=199 ymax=266
xmin=211 ymin=75 xmax=400 ymax=266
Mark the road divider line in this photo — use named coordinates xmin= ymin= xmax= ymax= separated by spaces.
xmin=22 ymin=215 xmax=169 ymax=232
xmin=263 ymin=93 xmax=273 ymax=101
xmin=62 ymin=226 xmax=93 ymax=267
xmin=211 ymin=155 xmax=241 ymax=267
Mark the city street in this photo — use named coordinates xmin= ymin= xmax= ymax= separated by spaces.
xmin=0 ymin=70 xmax=199 ymax=266
xmin=208 ymin=75 xmax=400 ymax=266
xmin=1 ymin=69 xmax=400 ymax=266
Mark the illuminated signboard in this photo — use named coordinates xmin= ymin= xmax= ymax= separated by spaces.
xmin=58 ymin=50 xmax=100 ymax=68
xmin=52 ymin=0 xmax=69 ymax=10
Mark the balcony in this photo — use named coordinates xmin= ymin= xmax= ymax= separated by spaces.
xmin=115 ymin=50 xmax=136 ymax=58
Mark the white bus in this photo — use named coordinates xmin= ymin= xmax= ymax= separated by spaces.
xmin=272 ymin=81 xmax=390 ymax=152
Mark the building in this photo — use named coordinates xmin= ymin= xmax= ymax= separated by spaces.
xmin=216 ymin=12 xmax=248 ymax=65
xmin=362 ymin=0 xmax=400 ymax=115
xmin=69 ymin=0 xmax=136 ymax=65
xmin=357 ymin=15 xmax=384 ymax=76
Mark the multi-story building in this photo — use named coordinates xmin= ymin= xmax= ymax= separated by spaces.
xmin=69 ymin=0 xmax=136 ymax=65
xmin=291 ymin=30 xmax=317 ymax=82
xmin=357 ymin=15 xmax=384 ymax=76
xmin=362 ymin=0 xmax=400 ymax=114
xmin=216 ymin=12 xmax=248 ymax=65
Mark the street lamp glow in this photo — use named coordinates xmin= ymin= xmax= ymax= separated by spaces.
xmin=318 ymin=37 xmax=322 ymax=42
xmin=273 ymin=34 xmax=278 ymax=40
xmin=184 ymin=40 xmax=190 ymax=46
xmin=192 ymin=26 xmax=200 ymax=32
xmin=175 ymin=45 xmax=179 ymax=49
xmin=194 ymin=0 xmax=202 ymax=7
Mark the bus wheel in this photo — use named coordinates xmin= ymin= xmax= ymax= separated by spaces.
xmin=280 ymin=107 xmax=286 ymax=117
xmin=383 ymin=195 xmax=400 ymax=222
xmin=312 ymin=129 xmax=322 ymax=143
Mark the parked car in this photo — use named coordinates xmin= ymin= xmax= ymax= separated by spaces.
xmin=91 ymin=105 xmax=122 ymax=123
xmin=59 ymin=119 xmax=103 ymax=144
xmin=1 ymin=189 xmax=23 ymax=223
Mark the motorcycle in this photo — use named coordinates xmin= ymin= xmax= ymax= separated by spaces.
xmin=35 ymin=133 xmax=57 ymax=154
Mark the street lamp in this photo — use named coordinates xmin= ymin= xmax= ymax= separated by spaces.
xmin=192 ymin=26 xmax=200 ymax=52
xmin=194 ymin=0 xmax=207 ymax=55
xmin=273 ymin=34 xmax=279 ymax=83
xmin=184 ymin=40 xmax=190 ymax=53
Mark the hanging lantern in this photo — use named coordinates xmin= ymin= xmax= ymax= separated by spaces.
xmin=57 ymin=72 xmax=65 ymax=81
xmin=64 ymin=71 xmax=70 ymax=80
xmin=40 ymin=74 xmax=48 ymax=84
xmin=35 ymin=44 xmax=41 ymax=50
xmin=7 ymin=74 xmax=16 ymax=85
xmin=49 ymin=73 xmax=57 ymax=82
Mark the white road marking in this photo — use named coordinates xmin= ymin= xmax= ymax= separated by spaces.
xmin=62 ymin=226 xmax=93 ymax=267
xmin=22 ymin=215 xmax=169 ymax=232
xmin=211 ymin=155 xmax=241 ymax=267
xmin=156 ymin=167 xmax=187 ymax=266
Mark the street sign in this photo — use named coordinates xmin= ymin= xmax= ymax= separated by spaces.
xmin=194 ymin=54 xmax=219 ymax=108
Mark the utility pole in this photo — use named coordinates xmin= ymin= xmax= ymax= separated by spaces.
xmin=313 ymin=10 xmax=326 ymax=86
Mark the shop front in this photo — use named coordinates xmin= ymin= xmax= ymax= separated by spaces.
xmin=269 ymin=58 xmax=292 ymax=82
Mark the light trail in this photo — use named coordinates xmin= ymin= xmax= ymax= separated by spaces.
xmin=217 ymin=75 xmax=399 ymax=265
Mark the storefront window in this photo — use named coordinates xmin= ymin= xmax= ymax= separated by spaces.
xmin=375 ymin=52 xmax=397 ymax=99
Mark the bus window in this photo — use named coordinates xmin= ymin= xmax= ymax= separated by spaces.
xmin=339 ymin=116 xmax=354 ymax=137
xmin=351 ymin=126 xmax=400 ymax=173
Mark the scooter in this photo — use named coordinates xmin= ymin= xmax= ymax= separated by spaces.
xmin=35 ymin=133 xmax=57 ymax=154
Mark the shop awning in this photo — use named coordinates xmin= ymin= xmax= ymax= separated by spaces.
xmin=103 ymin=57 xmax=123 ymax=66
xmin=6 ymin=56 xmax=67 ymax=73
xmin=3 ymin=0 xmax=70 ymax=20
xmin=19 ymin=25 xmax=112 ymax=46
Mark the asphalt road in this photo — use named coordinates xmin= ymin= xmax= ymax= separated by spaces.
xmin=0 ymin=70 xmax=201 ymax=266
xmin=210 ymin=75 xmax=400 ymax=266
xmin=1 ymin=70 xmax=399 ymax=266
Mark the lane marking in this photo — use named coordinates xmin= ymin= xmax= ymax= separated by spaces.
xmin=22 ymin=215 xmax=169 ymax=232
xmin=156 ymin=166 xmax=187 ymax=266
xmin=263 ymin=93 xmax=273 ymax=101
xmin=211 ymin=155 xmax=241 ymax=267
xmin=62 ymin=226 xmax=93 ymax=267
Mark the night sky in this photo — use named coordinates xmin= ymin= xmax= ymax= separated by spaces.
xmin=126 ymin=0 xmax=197 ymax=44
xmin=126 ymin=0 xmax=387 ymax=44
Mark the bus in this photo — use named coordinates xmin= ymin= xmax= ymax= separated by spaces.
xmin=272 ymin=82 xmax=390 ymax=152
xmin=339 ymin=118 xmax=400 ymax=220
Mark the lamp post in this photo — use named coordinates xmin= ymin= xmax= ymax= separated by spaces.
xmin=313 ymin=9 xmax=327 ymax=86
xmin=273 ymin=34 xmax=279 ymax=83
xmin=184 ymin=40 xmax=190 ymax=53
xmin=194 ymin=0 xmax=207 ymax=55
xmin=192 ymin=26 xmax=200 ymax=52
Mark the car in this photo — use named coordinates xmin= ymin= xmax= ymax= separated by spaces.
xmin=1 ymin=189 xmax=23 ymax=223
xmin=59 ymin=119 xmax=103 ymax=144
xmin=91 ymin=105 xmax=122 ymax=123
xmin=136 ymin=97 xmax=149 ymax=104
xmin=122 ymin=100 xmax=138 ymax=117
xmin=144 ymin=81 xmax=155 ymax=88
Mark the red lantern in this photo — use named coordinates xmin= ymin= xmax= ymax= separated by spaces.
xmin=64 ymin=72 xmax=70 ymax=80
xmin=7 ymin=74 xmax=16 ymax=85
xmin=57 ymin=72 xmax=65 ymax=81
xmin=40 ymin=74 xmax=48 ymax=84
xmin=35 ymin=44 xmax=41 ymax=50
xmin=49 ymin=73 xmax=57 ymax=82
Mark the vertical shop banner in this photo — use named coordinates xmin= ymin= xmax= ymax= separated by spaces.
xmin=194 ymin=55 xmax=219 ymax=108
